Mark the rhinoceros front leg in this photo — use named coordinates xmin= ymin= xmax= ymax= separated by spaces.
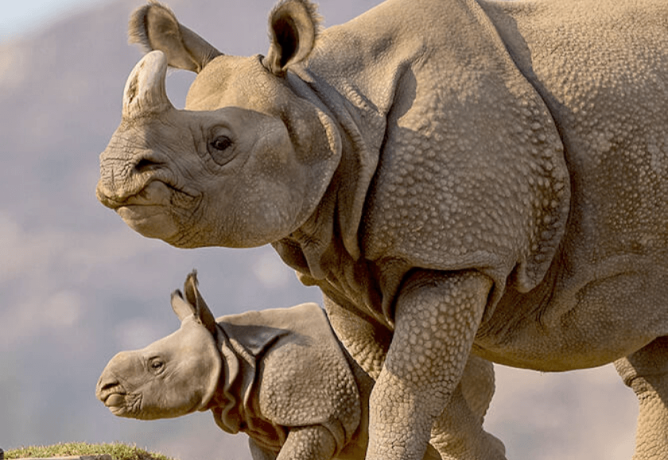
xmin=615 ymin=337 xmax=668 ymax=460
xmin=324 ymin=288 xmax=504 ymax=459
xmin=248 ymin=426 xmax=336 ymax=460
xmin=323 ymin=295 xmax=393 ymax=380
xmin=366 ymin=269 xmax=501 ymax=460
xmin=429 ymin=384 xmax=506 ymax=460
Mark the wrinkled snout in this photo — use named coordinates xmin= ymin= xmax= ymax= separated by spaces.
xmin=95 ymin=351 xmax=143 ymax=417
xmin=96 ymin=50 xmax=176 ymax=209
xmin=96 ymin=137 xmax=168 ymax=209
xmin=96 ymin=366 xmax=123 ymax=406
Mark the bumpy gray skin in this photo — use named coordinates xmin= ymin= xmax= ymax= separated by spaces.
xmin=97 ymin=272 xmax=490 ymax=459
xmin=96 ymin=0 xmax=668 ymax=459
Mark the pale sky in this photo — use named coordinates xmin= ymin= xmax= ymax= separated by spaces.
xmin=0 ymin=0 xmax=109 ymax=41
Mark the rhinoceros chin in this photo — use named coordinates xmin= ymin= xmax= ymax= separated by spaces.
xmin=99 ymin=387 xmax=143 ymax=418
xmin=121 ymin=182 xmax=201 ymax=243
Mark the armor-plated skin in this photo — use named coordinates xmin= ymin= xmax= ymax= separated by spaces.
xmin=96 ymin=0 xmax=668 ymax=459
xmin=96 ymin=273 xmax=367 ymax=460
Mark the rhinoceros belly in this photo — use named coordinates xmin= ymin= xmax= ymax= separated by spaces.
xmin=473 ymin=249 xmax=668 ymax=372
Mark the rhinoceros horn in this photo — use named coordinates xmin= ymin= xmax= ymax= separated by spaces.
xmin=122 ymin=50 xmax=174 ymax=119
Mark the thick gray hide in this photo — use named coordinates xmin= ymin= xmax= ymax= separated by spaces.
xmin=96 ymin=0 xmax=668 ymax=459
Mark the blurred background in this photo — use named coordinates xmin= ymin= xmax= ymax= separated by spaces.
xmin=0 ymin=0 xmax=639 ymax=459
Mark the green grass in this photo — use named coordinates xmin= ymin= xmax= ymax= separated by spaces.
xmin=4 ymin=442 xmax=175 ymax=460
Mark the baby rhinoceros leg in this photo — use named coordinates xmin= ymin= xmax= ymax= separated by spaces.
xmin=615 ymin=337 xmax=668 ymax=460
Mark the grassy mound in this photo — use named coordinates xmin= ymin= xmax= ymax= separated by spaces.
xmin=4 ymin=442 xmax=175 ymax=460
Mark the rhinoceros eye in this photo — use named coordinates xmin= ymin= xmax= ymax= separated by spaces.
xmin=208 ymin=135 xmax=235 ymax=166
xmin=149 ymin=357 xmax=165 ymax=375
xmin=210 ymin=135 xmax=232 ymax=151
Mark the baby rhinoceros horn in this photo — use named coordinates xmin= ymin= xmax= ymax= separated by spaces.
xmin=122 ymin=50 xmax=175 ymax=119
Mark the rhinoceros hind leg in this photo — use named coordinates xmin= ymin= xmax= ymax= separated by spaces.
xmin=430 ymin=387 xmax=507 ymax=460
xmin=615 ymin=337 xmax=668 ymax=460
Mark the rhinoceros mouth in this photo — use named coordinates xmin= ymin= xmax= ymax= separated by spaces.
xmin=98 ymin=381 xmax=125 ymax=404
xmin=97 ymin=177 xmax=198 ymax=210
xmin=102 ymin=392 xmax=126 ymax=407
xmin=101 ymin=390 xmax=142 ymax=417
xmin=106 ymin=182 xmax=201 ymax=242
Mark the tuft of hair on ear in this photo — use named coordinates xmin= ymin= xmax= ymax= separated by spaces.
xmin=186 ymin=269 xmax=199 ymax=288
xmin=127 ymin=0 xmax=176 ymax=52
xmin=290 ymin=0 xmax=323 ymax=35
xmin=267 ymin=0 xmax=323 ymax=59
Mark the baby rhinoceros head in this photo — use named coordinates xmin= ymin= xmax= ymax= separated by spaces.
xmin=96 ymin=272 xmax=222 ymax=420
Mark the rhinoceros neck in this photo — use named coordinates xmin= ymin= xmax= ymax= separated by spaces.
xmin=275 ymin=0 xmax=484 ymax=322
xmin=275 ymin=10 xmax=431 ymax=288
xmin=208 ymin=325 xmax=260 ymax=436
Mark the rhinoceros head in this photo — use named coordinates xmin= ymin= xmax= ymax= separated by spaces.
xmin=96 ymin=0 xmax=341 ymax=248
xmin=96 ymin=272 xmax=222 ymax=420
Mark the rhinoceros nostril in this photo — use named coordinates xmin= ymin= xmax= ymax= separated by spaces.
xmin=99 ymin=380 xmax=121 ymax=394
xmin=134 ymin=157 xmax=164 ymax=174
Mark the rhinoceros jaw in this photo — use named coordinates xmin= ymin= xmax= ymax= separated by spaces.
xmin=102 ymin=391 xmax=142 ymax=418
xmin=116 ymin=204 xmax=179 ymax=241
xmin=98 ymin=178 xmax=201 ymax=242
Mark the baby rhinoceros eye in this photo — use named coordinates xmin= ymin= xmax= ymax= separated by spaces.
xmin=148 ymin=357 xmax=165 ymax=375
xmin=208 ymin=135 xmax=235 ymax=166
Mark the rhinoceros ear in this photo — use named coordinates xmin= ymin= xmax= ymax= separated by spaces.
xmin=183 ymin=270 xmax=218 ymax=335
xmin=263 ymin=0 xmax=320 ymax=76
xmin=128 ymin=1 xmax=222 ymax=73
xmin=171 ymin=289 xmax=196 ymax=322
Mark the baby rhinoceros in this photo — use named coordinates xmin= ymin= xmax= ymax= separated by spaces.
xmin=96 ymin=272 xmax=449 ymax=460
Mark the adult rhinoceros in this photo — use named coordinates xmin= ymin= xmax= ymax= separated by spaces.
xmin=96 ymin=0 xmax=668 ymax=459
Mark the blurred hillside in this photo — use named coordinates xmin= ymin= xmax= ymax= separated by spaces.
xmin=0 ymin=0 xmax=638 ymax=459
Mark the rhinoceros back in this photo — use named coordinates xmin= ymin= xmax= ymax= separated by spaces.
xmin=482 ymin=0 xmax=668 ymax=274
xmin=324 ymin=0 xmax=572 ymax=300
xmin=219 ymin=304 xmax=362 ymax=453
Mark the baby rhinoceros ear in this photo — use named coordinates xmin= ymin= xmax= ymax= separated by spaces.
xmin=264 ymin=0 xmax=321 ymax=76
xmin=171 ymin=289 xmax=196 ymax=322
xmin=170 ymin=272 xmax=218 ymax=335
xmin=183 ymin=271 xmax=218 ymax=335
xmin=129 ymin=1 xmax=222 ymax=73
